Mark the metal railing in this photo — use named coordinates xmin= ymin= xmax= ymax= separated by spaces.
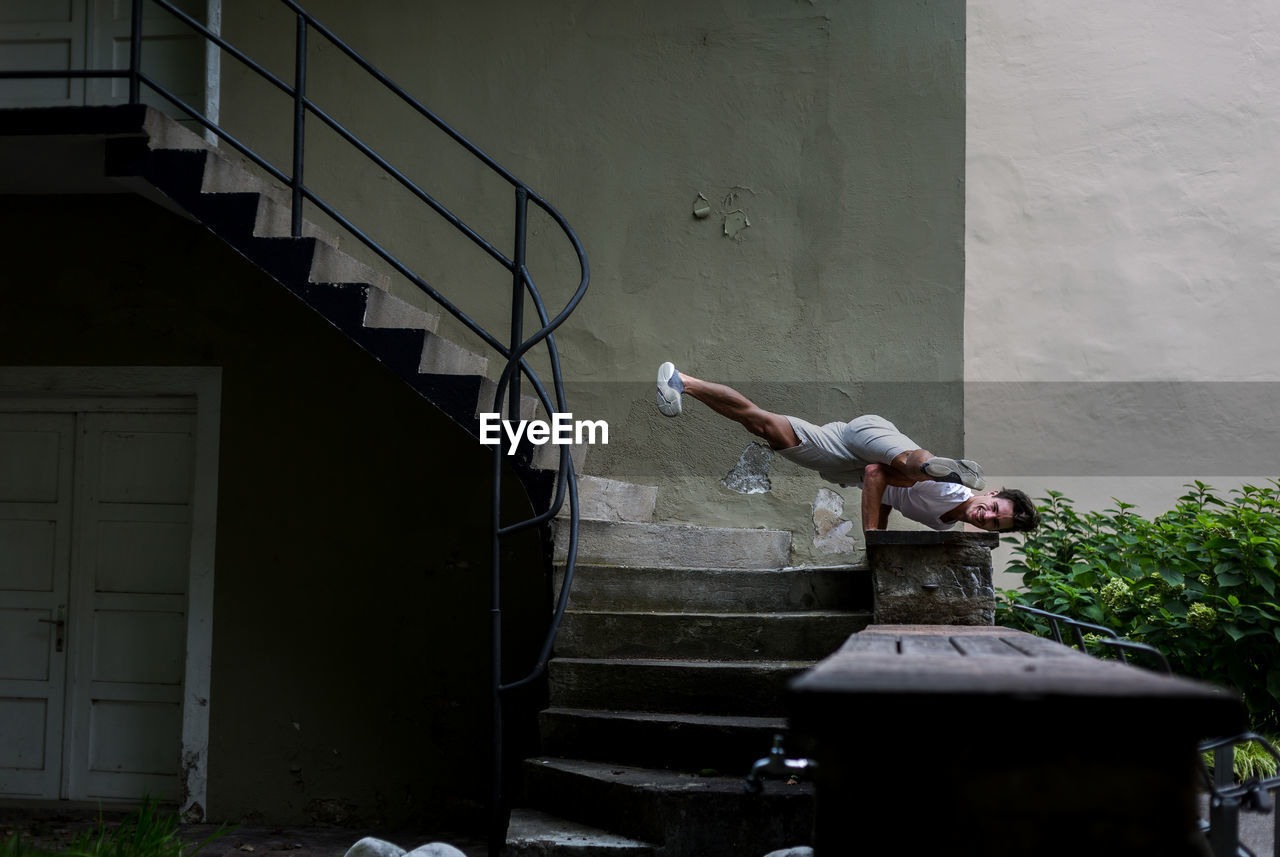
xmin=1010 ymin=605 xmax=1279 ymax=855
xmin=0 ymin=3 xmax=586 ymax=852
xmin=1199 ymin=733 xmax=1280 ymax=857
xmin=1010 ymin=603 xmax=1171 ymax=672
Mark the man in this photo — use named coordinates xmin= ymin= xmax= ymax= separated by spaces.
xmin=655 ymin=362 xmax=1039 ymax=533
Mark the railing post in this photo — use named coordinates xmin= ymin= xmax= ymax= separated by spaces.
xmin=1208 ymin=746 xmax=1239 ymax=857
xmin=509 ymin=188 xmax=529 ymax=419
xmin=488 ymin=442 xmax=505 ymax=857
xmin=291 ymin=13 xmax=307 ymax=238
xmin=129 ymin=0 xmax=143 ymax=104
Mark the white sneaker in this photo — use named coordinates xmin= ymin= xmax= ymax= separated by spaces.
xmin=655 ymin=361 xmax=684 ymax=417
xmin=922 ymin=457 xmax=986 ymax=491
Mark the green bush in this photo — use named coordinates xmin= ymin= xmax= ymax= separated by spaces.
xmin=997 ymin=481 xmax=1280 ymax=733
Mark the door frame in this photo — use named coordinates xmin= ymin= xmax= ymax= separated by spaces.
xmin=0 ymin=367 xmax=220 ymax=819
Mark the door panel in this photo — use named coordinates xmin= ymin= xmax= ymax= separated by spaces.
xmin=68 ymin=411 xmax=194 ymax=801
xmin=89 ymin=0 xmax=205 ymax=120
xmin=0 ymin=0 xmax=86 ymax=107
xmin=0 ymin=413 xmax=74 ymax=798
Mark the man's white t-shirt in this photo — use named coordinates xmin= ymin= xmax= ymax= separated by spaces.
xmin=882 ymin=482 xmax=973 ymax=530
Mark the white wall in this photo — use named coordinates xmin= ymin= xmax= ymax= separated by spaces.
xmin=965 ymin=1 xmax=1280 ymax=585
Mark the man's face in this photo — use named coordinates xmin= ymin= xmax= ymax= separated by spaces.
xmin=965 ymin=493 xmax=1016 ymax=531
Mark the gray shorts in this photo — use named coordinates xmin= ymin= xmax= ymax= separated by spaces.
xmin=776 ymin=414 xmax=917 ymax=487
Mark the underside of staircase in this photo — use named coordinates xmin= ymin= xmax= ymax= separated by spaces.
xmin=0 ymin=103 xmax=559 ymax=505
xmin=508 ymin=476 xmax=874 ymax=857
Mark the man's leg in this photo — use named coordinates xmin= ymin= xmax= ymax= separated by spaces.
xmin=656 ymin=362 xmax=799 ymax=450
xmin=838 ymin=413 xmax=985 ymax=490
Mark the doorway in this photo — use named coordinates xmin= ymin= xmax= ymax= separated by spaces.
xmin=0 ymin=369 xmax=219 ymax=816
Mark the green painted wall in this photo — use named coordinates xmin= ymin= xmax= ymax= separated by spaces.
xmin=0 ymin=195 xmax=545 ymax=827
xmin=218 ymin=0 xmax=966 ymax=559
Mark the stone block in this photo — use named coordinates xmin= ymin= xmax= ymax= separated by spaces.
xmin=865 ymin=530 xmax=998 ymax=625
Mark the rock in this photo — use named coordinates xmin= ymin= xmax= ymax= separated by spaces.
xmin=405 ymin=845 xmax=466 ymax=857
xmin=763 ymin=848 xmax=814 ymax=857
xmin=343 ymin=839 xmax=405 ymax=857
xmin=344 ymin=841 xmax=465 ymax=857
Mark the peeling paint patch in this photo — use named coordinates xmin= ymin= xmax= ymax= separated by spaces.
xmin=692 ymin=193 xmax=712 ymax=219
xmin=812 ymin=487 xmax=856 ymax=554
xmin=722 ymin=442 xmax=774 ymax=494
xmin=723 ymin=209 xmax=750 ymax=238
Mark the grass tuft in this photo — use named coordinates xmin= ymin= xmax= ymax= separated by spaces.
xmin=1 ymin=800 xmax=227 ymax=857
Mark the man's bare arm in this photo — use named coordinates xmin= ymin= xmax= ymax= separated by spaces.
xmin=862 ymin=463 xmax=889 ymax=530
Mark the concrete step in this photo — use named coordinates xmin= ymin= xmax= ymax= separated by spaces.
xmin=557 ymin=610 xmax=870 ymax=660
xmin=477 ymin=377 xmax=546 ymax=422
xmin=557 ymin=475 xmax=657 ymax=523
xmin=362 ymin=288 xmax=439 ymax=333
xmin=553 ymin=519 xmax=791 ymax=569
xmin=420 ymin=332 xmax=489 ymax=376
xmin=307 ymin=240 xmax=392 ymax=291
xmin=548 ymin=657 xmax=808 ymax=717
xmin=537 ymin=707 xmax=800 ymax=776
xmin=554 ymin=564 xmax=870 ymax=613
xmin=521 ymin=757 xmax=813 ymax=857
xmin=504 ymin=808 xmax=656 ymax=856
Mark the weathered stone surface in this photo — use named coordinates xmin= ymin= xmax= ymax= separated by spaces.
xmin=552 ymin=519 xmax=791 ymax=569
xmin=810 ymin=488 xmax=855 ymax=554
xmin=866 ymin=530 xmax=998 ymax=625
xmin=721 ymin=442 xmax=774 ymax=494
xmin=572 ymin=474 xmax=659 ymax=522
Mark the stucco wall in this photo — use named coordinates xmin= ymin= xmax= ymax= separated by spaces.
xmin=0 ymin=195 xmax=545 ymax=827
xmin=218 ymin=0 xmax=968 ymax=564
xmin=966 ymin=1 xmax=1280 ymax=583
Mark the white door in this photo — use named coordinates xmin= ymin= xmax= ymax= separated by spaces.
xmin=0 ymin=404 xmax=197 ymax=802
xmin=0 ymin=0 xmax=213 ymax=124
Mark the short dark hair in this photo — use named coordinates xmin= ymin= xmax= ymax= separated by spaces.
xmin=996 ymin=488 xmax=1041 ymax=532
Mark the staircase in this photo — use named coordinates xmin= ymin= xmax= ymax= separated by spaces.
xmin=0 ymin=104 xmax=559 ymax=494
xmin=507 ymin=477 xmax=874 ymax=856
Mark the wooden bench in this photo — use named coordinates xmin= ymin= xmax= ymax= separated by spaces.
xmin=788 ymin=625 xmax=1246 ymax=856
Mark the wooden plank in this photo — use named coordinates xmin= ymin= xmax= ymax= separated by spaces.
xmin=898 ymin=634 xmax=964 ymax=656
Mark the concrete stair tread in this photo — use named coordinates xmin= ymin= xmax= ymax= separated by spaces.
xmin=565 ymin=608 xmax=861 ymax=619
xmin=552 ymin=656 xmax=813 ymax=669
xmin=556 ymin=475 xmax=658 ymax=524
xmin=543 ymin=707 xmax=787 ymax=730
xmin=554 ymin=519 xmax=792 ymax=569
xmin=552 ymin=562 xmax=871 ymax=613
xmin=558 ymin=561 xmax=862 ymax=574
xmin=526 ymin=756 xmax=812 ymax=796
xmin=506 ymin=808 xmax=656 ymax=855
